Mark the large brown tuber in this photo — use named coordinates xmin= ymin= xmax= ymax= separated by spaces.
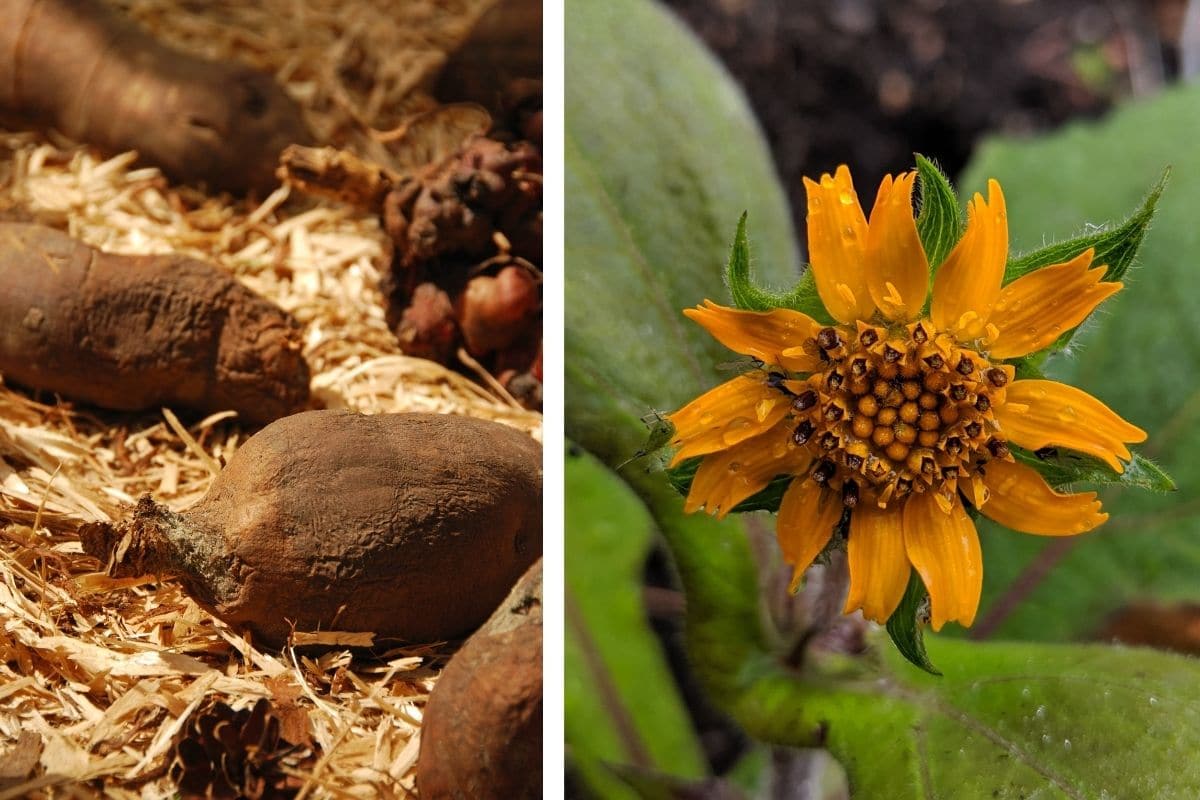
xmin=0 ymin=223 xmax=310 ymax=424
xmin=0 ymin=0 xmax=313 ymax=194
xmin=79 ymin=410 xmax=542 ymax=648
xmin=417 ymin=559 xmax=542 ymax=800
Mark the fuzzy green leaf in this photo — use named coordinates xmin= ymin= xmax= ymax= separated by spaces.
xmin=724 ymin=213 xmax=832 ymax=321
xmin=885 ymin=570 xmax=941 ymax=675
xmin=915 ymin=154 xmax=965 ymax=274
xmin=738 ymin=636 xmax=1200 ymax=799
xmin=1010 ymin=447 xmax=1176 ymax=493
xmin=566 ymin=447 xmax=708 ymax=782
xmin=1003 ymin=167 xmax=1167 ymax=285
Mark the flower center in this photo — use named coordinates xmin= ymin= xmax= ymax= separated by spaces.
xmin=777 ymin=320 xmax=1011 ymax=510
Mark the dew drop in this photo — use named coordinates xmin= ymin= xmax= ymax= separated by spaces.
xmin=1021 ymin=686 xmax=1031 ymax=698
xmin=1149 ymin=695 xmax=1159 ymax=706
xmin=727 ymin=461 xmax=743 ymax=474
xmin=1035 ymin=705 xmax=1046 ymax=720
xmin=842 ymin=225 xmax=857 ymax=240
xmin=699 ymin=413 xmax=716 ymax=425
xmin=838 ymin=191 xmax=854 ymax=206
xmin=1041 ymin=734 xmax=1051 ymax=745
xmin=1058 ymin=406 xmax=1078 ymax=422
xmin=755 ymin=397 xmax=779 ymax=421
xmin=1063 ymin=739 xmax=1072 ymax=751
xmin=722 ymin=417 xmax=754 ymax=444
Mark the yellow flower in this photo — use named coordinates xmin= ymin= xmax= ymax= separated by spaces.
xmin=669 ymin=166 xmax=1146 ymax=631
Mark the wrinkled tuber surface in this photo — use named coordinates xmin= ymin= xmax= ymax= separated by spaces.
xmin=79 ymin=410 xmax=543 ymax=648
xmin=0 ymin=0 xmax=313 ymax=194
xmin=417 ymin=558 xmax=542 ymax=800
xmin=280 ymin=106 xmax=543 ymax=408
xmin=0 ymin=223 xmax=310 ymax=424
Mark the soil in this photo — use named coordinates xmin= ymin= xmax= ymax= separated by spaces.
xmin=662 ymin=0 xmax=1186 ymax=242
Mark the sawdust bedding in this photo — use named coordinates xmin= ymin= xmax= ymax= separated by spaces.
xmin=0 ymin=1 xmax=540 ymax=796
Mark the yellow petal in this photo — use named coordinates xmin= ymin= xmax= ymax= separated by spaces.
xmin=667 ymin=375 xmax=787 ymax=465
xmin=978 ymin=459 xmax=1108 ymax=535
xmin=803 ymin=165 xmax=875 ymax=324
xmin=777 ymin=477 xmax=842 ymax=589
xmin=903 ymin=492 xmax=981 ymax=631
xmin=844 ymin=504 xmax=910 ymax=624
xmin=993 ymin=380 xmax=1147 ymax=473
xmin=930 ymin=180 xmax=1008 ymax=338
xmin=684 ymin=300 xmax=822 ymax=372
xmin=685 ymin=424 xmax=812 ymax=518
xmin=988 ymin=250 xmax=1122 ymax=359
xmin=864 ymin=172 xmax=930 ymax=322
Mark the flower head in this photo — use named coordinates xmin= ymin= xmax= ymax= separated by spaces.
xmin=669 ymin=165 xmax=1147 ymax=631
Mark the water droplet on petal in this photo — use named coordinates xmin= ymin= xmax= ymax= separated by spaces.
xmin=727 ymin=461 xmax=743 ymax=474
xmin=755 ymin=398 xmax=779 ymax=421
xmin=722 ymin=417 xmax=754 ymax=444
xmin=839 ymin=191 xmax=854 ymax=206
xmin=699 ymin=413 xmax=715 ymax=425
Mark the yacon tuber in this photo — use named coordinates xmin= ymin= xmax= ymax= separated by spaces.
xmin=80 ymin=410 xmax=543 ymax=648
xmin=0 ymin=0 xmax=313 ymax=194
xmin=417 ymin=558 xmax=542 ymax=800
xmin=0 ymin=223 xmax=310 ymax=424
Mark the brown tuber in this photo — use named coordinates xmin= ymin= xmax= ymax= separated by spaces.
xmin=417 ymin=559 xmax=542 ymax=800
xmin=0 ymin=0 xmax=313 ymax=194
xmin=79 ymin=410 xmax=543 ymax=648
xmin=0 ymin=223 xmax=310 ymax=424
xmin=457 ymin=264 xmax=539 ymax=357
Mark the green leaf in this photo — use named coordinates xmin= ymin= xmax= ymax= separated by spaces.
xmin=885 ymin=570 xmax=941 ymax=675
xmin=566 ymin=447 xmax=708 ymax=781
xmin=567 ymin=0 xmax=798 ymax=434
xmin=1012 ymin=447 xmax=1177 ymax=493
xmin=724 ymin=213 xmax=831 ymax=321
xmin=959 ymin=83 xmax=1200 ymax=640
xmin=738 ymin=635 xmax=1200 ymax=799
xmin=915 ymin=154 xmax=965 ymax=274
xmin=1004 ymin=167 xmax=1168 ymax=284
xmin=565 ymin=0 xmax=798 ymax=760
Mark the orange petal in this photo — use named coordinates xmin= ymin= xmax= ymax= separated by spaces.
xmin=667 ymin=375 xmax=788 ymax=465
xmin=844 ymin=504 xmax=910 ymax=624
xmin=864 ymin=172 xmax=930 ymax=321
xmin=978 ymin=459 xmax=1108 ymax=535
xmin=684 ymin=300 xmax=823 ymax=372
xmin=777 ymin=477 xmax=843 ymax=590
xmin=994 ymin=380 xmax=1147 ymax=473
xmin=930 ymin=180 xmax=1008 ymax=339
xmin=988 ymin=250 xmax=1122 ymax=359
xmin=684 ymin=424 xmax=812 ymax=518
xmin=903 ymin=492 xmax=982 ymax=631
xmin=803 ymin=165 xmax=875 ymax=324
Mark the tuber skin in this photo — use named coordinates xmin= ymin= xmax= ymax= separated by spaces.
xmin=0 ymin=0 xmax=313 ymax=194
xmin=417 ymin=559 xmax=542 ymax=800
xmin=457 ymin=264 xmax=539 ymax=357
xmin=0 ymin=223 xmax=310 ymax=424
xmin=79 ymin=410 xmax=543 ymax=649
